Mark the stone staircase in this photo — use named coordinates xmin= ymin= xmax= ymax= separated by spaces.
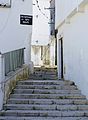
xmin=0 ymin=68 xmax=88 ymax=120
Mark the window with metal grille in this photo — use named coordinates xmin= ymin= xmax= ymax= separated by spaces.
xmin=0 ymin=0 xmax=11 ymax=7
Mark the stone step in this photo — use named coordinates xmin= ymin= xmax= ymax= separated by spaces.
xmin=34 ymin=71 xmax=57 ymax=75
xmin=0 ymin=116 xmax=88 ymax=120
xmin=4 ymin=104 xmax=88 ymax=111
xmin=33 ymin=74 xmax=57 ymax=77
xmin=16 ymin=84 xmax=78 ymax=90
xmin=14 ymin=89 xmax=81 ymax=94
xmin=17 ymin=80 xmax=75 ymax=85
xmin=1 ymin=116 xmax=88 ymax=120
xmin=7 ymin=98 xmax=88 ymax=105
xmin=10 ymin=94 xmax=86 ymax=99
xmin=1 ymin=68 xmax=88 ymax=119
xmin=29 ymin=77 xmax=58 ymax=80
xmin=1 ymin=110 xmax=88 ymax=117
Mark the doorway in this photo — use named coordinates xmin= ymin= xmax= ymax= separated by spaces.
xmin=59 ymin=37 xmax=64 ymax=79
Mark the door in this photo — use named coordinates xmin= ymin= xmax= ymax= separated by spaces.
xmin=59 ymin=37 xmax=64 ymax=79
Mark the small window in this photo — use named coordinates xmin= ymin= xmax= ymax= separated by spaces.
xmin=0 ymin=0 xmax=11 ymax=7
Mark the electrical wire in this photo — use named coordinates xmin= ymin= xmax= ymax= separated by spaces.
xmin=35 ymin=0 xmax=49 ymax=19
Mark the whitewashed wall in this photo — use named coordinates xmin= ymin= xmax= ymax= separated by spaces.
xmin=32 ymin=0 xmax=50 ymax=45
xmin=57 ymin=3 xmax=88 ymax=98
xmin=0 ymin=0 xmax=32 ymax=56
xmin=55 ymin=0 xmax=84 ymax=28
xmin=0 ymin=0 xmax=32 ymax=110
xmin=31 ymin=46 xmax=42 ymax=66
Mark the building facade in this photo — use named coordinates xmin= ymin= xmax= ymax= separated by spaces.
xmin=0 ymin=0 xmax=33 ymax=109
xmin=55 ymin=0 xmax=88 ymax=98
xmin=31 ymin=0 xmax=50 ymax=66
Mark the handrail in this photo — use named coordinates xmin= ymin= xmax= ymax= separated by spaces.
xmin=1 ymin=48 xmax=25 ymax=55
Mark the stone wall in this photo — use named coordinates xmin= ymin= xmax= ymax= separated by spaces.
xmin=3 ymin=65 xmax=32 ymax=105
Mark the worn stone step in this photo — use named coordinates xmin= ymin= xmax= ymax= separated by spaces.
xmin=4 ymin=104 xmax=88 ymax=111
xmin=18 ymin=80 xmax=75 ymax=85
xmin=7 ymin=98 xmax=88 ymax=105
xmin=16 ymin=84 xmax=78 ymax=90
xmin=1 ymin=110 xmax=88 ymax=117
xmin=29 ymin=77 xmax=58 ymax=80
xmin=34 ymin=71 xmax=57 ymax=75
xmin=34 ymin=74 xmax=57 ymax=77
xmin=0 ymin=116 xmax=88 ymax=120
xmin=10 ymin=93 xmax=86 ymax=99
xmin=14 ymin=89 xmax=81 ymax=94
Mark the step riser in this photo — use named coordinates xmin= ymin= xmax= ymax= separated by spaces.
xmin=8 ymin=99 xmax=88 ymax=105
xmin=34 ymin=72 xmax=57 ymax=75
xmin=29 ymin=76 xmax=58 ymax=80
xmin=18 ymin=81 xmax=75 ymax=86
xmin=14 ymin=89 xmax=81 ymax=94
xmin=1 ymin=111 xmax=88 ymax=117
xmin=1 ymin=117 xmax=88 ymax=120
xmin=16 ymin=85 xmax=77 ymax=90
xmin=4 ymin=105 xmax=88 ymax=111
xmin=0 ymin=117 xmax=88 ymax=120
xmin=10 ymin=94 xmax=85 ymax=99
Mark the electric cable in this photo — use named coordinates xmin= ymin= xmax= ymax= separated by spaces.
xmin=35 ymin=0 xmax=49 ymax=19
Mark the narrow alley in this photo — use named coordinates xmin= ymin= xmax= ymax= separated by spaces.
xmin=1 ymin=0 xmax=88 ymax=120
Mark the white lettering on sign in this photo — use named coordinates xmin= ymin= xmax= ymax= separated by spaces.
xmin=20 ymin=15 xmax=33 ymax=25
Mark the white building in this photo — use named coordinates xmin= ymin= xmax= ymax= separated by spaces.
xmin=31 ymin=0 xmax=50 ymax=66
xmin=0 ymin=0 xmax=32 ymax=109
xmin=55 ymin=0 xmax=88 ymax=98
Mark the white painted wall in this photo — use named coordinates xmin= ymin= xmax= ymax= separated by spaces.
xmin=31 ymin=0 xmax=50 ymax=66
xmin=0 ymin=0 xmax=32 ymax=110
xmin=50 ymin=37 xmax=55 ymax=67
xmin=31 ymin=46 xmax=42 ymax=66
xmin=57 ymin=3 xmax=88 ymax=98
xmin=32 ymin=0 xmax=50 ymax=45
xmin=0 ymin=0 xmax=32 ymax=64
xmin=55 ymin=0 xmax=84 ymax=28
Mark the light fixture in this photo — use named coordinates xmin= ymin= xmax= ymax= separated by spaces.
xmin=44 ymin=7 xmax=55 ymax=10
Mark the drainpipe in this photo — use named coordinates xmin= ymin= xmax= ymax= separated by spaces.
xmin=0 ymin=53 xmax=5 ymax=110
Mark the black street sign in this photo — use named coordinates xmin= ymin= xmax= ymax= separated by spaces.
xmin=20 ymin=15 xmax=33 ymax=25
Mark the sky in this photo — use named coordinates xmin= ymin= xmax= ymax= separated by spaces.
xmin=32 ymin=0 xmax=50 ymax=46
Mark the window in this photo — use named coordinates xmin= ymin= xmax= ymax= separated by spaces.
xmin=0 ymin=0 xmax=11 ymax=7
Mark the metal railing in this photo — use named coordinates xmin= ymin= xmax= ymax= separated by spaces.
xmin=3 ymin=48 xmax=25 ymax=76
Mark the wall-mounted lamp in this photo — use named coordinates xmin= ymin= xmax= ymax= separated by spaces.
xmin=35 ymin=40 xmax=38 ymax=43
xmin=48 ymin=22 xmax=55 ymax=24
xmin=44 ymin=7 xmax=55 ymax=10
xmin=33 ymin=3 xmax=35 ymax=6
